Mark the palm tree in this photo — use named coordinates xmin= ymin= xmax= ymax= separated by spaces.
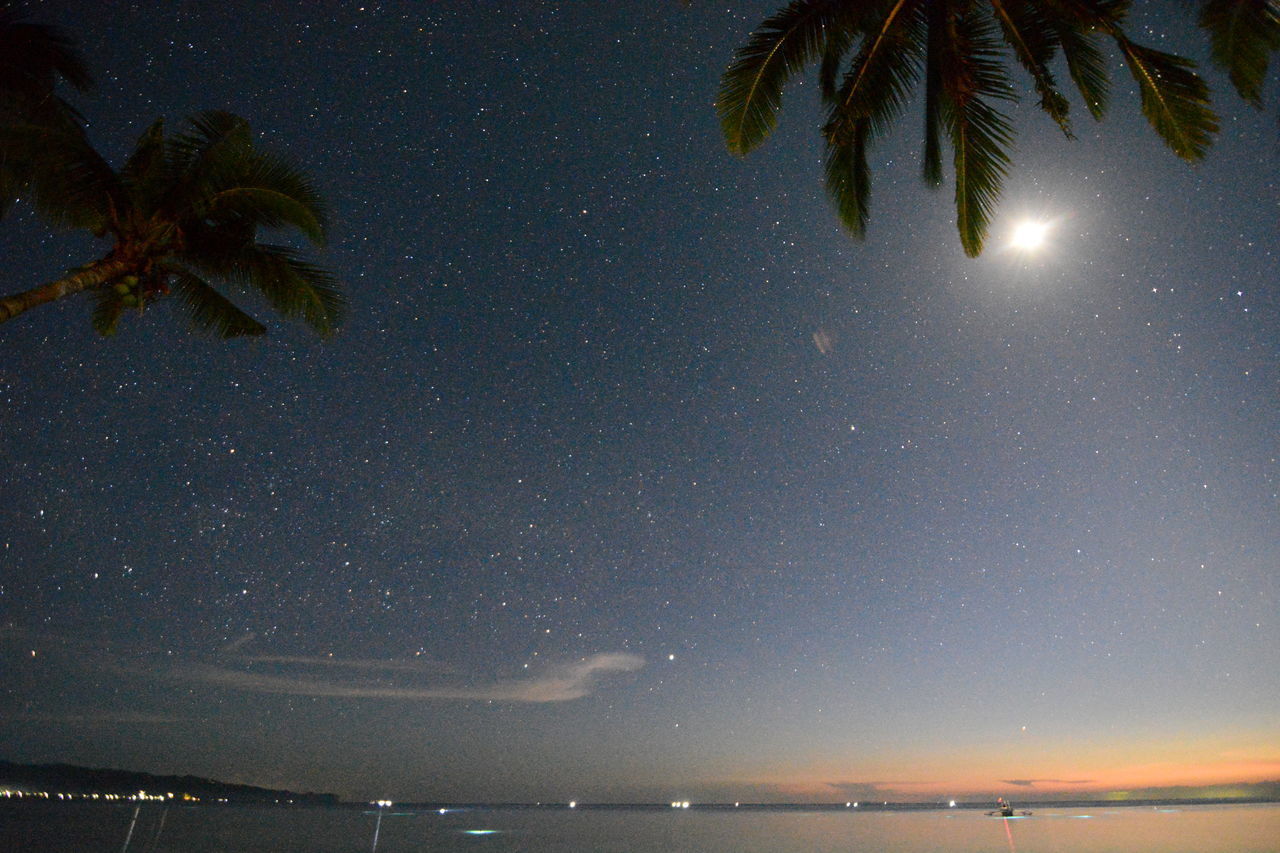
xmin=0 ymin=111 xmax=342 ymax=337
xmin=718 ymin=0 xmax=1221 ymax=256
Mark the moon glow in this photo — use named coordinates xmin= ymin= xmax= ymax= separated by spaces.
xmin=1010 ymin=220 xmax=1051 ymax=251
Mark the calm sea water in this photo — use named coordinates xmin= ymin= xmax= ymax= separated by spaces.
xmin=3 ymin=801 xmax=1277 ymax=852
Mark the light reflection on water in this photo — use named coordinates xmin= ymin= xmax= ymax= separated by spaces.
xmin=2 ymin=801 xmax=1277 ymax=852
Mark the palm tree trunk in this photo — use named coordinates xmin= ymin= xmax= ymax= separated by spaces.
xmin=0 ymin=255 xmax=133 ymax=326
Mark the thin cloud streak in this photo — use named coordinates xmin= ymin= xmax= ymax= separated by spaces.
xmin=176 ymin=652 xmax=645 ymax=703
xmin=218 ymin=633 xmax=257 ymax=655
xmin=825 ymin=780 xmax=939 ymax=798
xmin=238 ymin=655 xmax=453 ymax=673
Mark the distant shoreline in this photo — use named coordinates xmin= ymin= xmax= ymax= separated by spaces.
xmin=0 ymin=760 xmax=337 ymax=806
xmin=3 ymin=760 xmax=1275 ymax=810
xmin=5 ymin=797 xmax=1279 ymax=812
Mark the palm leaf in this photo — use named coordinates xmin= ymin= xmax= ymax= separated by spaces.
xmin=1199 ymin=0 xmax=1280 ymax=107
xmin=0 ymin=145 xmax=22 ymax=217
xmin=922 ymin=0 xmax=946 ymax=186
xmin=949 ymin=96 xmax=1013 ymax=256
xmin=989 ymin=0 xmax=1073 ymax=136
xmin=819 ymin=0 xmax=922 ymax=237
xmin=1055 ymin=23 xmax=1110 ymax=119
xmin=186 ymin=242 xmax=343 ymax=336
xmin=168 ymin=110 xmax=253 ymax=167
xmin=824 ymin=118 xmax=872 ymax=235
xmin=89 ymin=287 xmax=125 ymax=337
xmin=0 ymin=10 xmax=92 ymax=94
xmin=206 ymin=150 xmax=329 ymax=245
xmin=718 ymin=0 xmax=848 ymax=155
xmin=0 ymin=121 xmax=118 ymax=229
xmin=818 ymin=25 xmax=855 ymax=101
xmin=162 ymin=111 xmax=254 ymax=213
xmin=829 ymin=0 xmax=923 ymax=140
xmin=119 ymin=118 xmax=167 ymax=215
xmin=939 ymin=7 xmax=1015 ymax=257
xmin=1038 ymin=0 xmax=1130 ymax=29
xmin=1037 ymin=0 xmax=1126 ymax=119
xmin=0 ymin=9 xmax=91 ymax=130
xmin=166 ymin=267 xmax=267 ymax=338
xmin=1114 ymin=36 xmax=1218 ymax=161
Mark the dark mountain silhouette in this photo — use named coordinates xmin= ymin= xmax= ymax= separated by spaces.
xmin=0 ymin=760 xmax=338 ymax=805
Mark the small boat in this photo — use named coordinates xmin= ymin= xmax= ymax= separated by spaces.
xmin=985 ymin=797 xmax=1031 ymax=817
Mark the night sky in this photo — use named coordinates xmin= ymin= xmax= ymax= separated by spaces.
xmin=2 ymin=1 xmax=1277 ymax=804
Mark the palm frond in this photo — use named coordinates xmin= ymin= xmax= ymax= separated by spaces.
xmin=948 ymin=96 xmax=1013 ymax=256
xmin=818 ymin=0 xmax=922 ymax=237
xmin=1199 ymin=0 xmax=1280 ymax=107
xmin=1055 ymin=23 xmax=1110 ymax=118
xmin=1114 ymin=36 xmax=1218 ymax=161
xmin=89 ymin=287 xmax=125 ymax=337
xmin=0 ymin=10 xmax=92 ymax=94
xmin=829 ymin=0 xmax=924 ymax=139
xmin=186 ymin=242 xmax=343 ymax=336
xmin=824 ymin=119 xmax=872 ymax=236
xmin=0 ymin=10 xmax=92 ymax=132
xmin=119 ymin=118 xmax=167 ymax=215
xmin=1026 ymin=0 xmax=1125 ymax=119
xmin=166 ymin=266 xmax=267 ymax=338
xmin=818 ymin=22 xmax=856 ymax=101
xmin=718 ymin=0 xmax=848 ymax=155
xmin=162 ymin=111 xmax=254 ymax=212
xmin=0 ymin=148 xmax=21 ymax=217
xmin=922 ymin=0 xmax=946 ymax=186
xmin=940 ymin=7 xmax=1015 ymax=257
xmin=0 ymin=121 xmax=118 ymax=228
xmin=206 ymin=150 xmax=329 ymax=245
xmin=1037 ymin=0 xmax=1129 ymax=30
xmin=167 ymin=110 xmax=253 ymax=168
xmin=989 ymin=0 xmax=1073 ymax=136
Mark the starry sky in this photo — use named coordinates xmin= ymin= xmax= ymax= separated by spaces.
xmin=1 ymin=1 xmax=1277 ymax=804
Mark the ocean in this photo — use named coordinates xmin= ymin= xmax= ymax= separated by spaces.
xmin=3 ymin=801 xmax=1277 ymax=852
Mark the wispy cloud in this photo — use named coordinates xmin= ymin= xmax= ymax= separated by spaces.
xmin=1001 ymin=778 xmax=1094 ymax=787
xmin=5 ymin=625 xmax=643 ymax=706
xmin=237 ymin=654 xmax=453 ymax=673
xmin=173 ymin=652 xmax=644 ymax=703
xmin=218 ymin=633 xmax=257 ymax=655
xmin=826 ymin=780 xmax=936 ymax=797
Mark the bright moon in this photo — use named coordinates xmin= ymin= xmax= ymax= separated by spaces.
xmin=1010 ymin=220 xmax=1051 ymax=251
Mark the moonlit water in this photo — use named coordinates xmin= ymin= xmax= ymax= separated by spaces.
xmin=3 ymin=802 xmax=1278 ymax=852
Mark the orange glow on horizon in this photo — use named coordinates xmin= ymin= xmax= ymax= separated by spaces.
xmin=712 ymin=750 xmax=1280 ymax=801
